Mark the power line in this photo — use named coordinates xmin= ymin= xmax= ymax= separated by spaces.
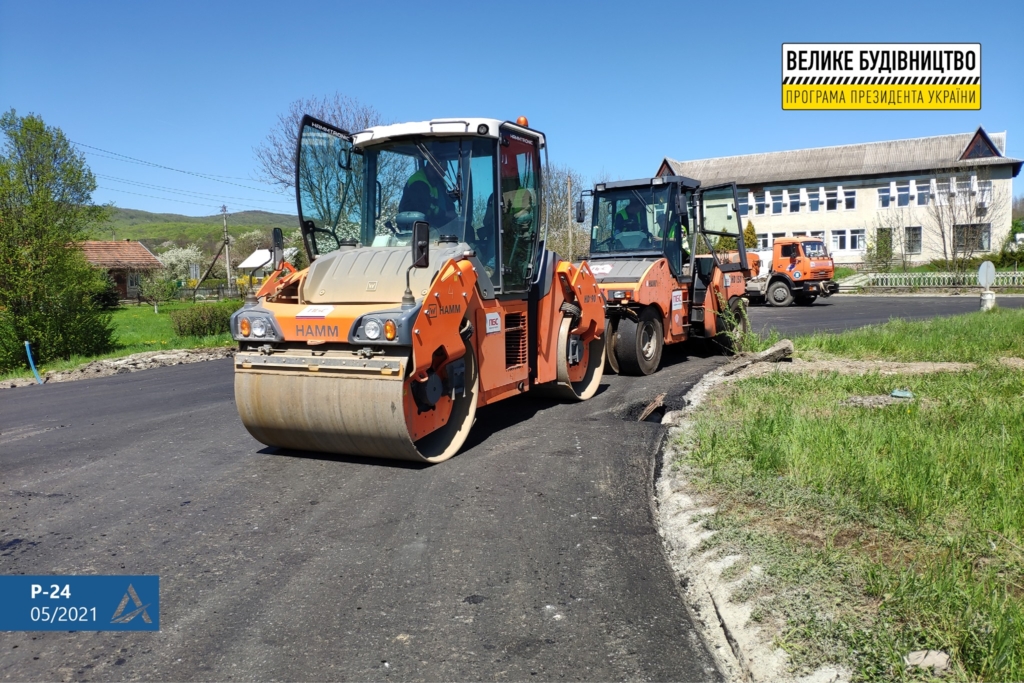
xmin=96 ymin=186 xmax=293 ymax=214
xmin=72 ymin=140 xmax=289 ymax=196
xmin=96 ymin=174 xmax=292 ymax=206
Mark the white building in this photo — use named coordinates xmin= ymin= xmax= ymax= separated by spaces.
xmin=658 ymin=127 xmax=1021 ymax=265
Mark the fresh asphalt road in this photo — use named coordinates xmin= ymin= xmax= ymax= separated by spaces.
xmin=747 ymin=293 xmax=1024 ymax=335
xmin=1 ymin=346 xmax=724 ymax=681
xmin=0 ymin=295 xmax=1012 ymax=681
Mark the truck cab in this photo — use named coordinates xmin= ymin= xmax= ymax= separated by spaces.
xmin=747 ymin=236 xmax=839 ymax=306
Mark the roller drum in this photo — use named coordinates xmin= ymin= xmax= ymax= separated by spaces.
xmin=234 ymin=350 xmax=478 ymax=463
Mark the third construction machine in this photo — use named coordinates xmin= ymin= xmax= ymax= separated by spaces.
xmin=229 ymin=116 xmax=605 ymax=463
xmin=576 ymin=176 xmax=754 ymax=375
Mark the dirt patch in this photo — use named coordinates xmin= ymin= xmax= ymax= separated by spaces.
xmin=999 ymin=356 xmax=1024 ymax=370
xmin=731 ymin=358 xmax=973 ymax=381
xmin=2 ymin=347 xmax=235 ymax=390
xmin=839 ymin=394 xmax=911 ymax=408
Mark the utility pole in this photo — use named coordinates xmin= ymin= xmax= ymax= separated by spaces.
xmin=567 ymin=175 xmax=573 ymax=261
xmin=221 ymin=205 xmax=232 ymax=296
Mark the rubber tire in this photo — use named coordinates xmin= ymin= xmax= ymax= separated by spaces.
xmin=614 ymin=307 xmax=663 ymax=376
xmin=715 ymin=297 xmax=750 ymax=356
xmin=767 ymin=281 xmax=793 ymax=307
xmin=795 ymin=294 xmax=818 ymax=306
xmin=604 ymin=319 xmax=621 ymax=374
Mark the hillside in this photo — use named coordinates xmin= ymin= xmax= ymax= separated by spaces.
xmin=96 ymin=208 xmax=299 ymax=251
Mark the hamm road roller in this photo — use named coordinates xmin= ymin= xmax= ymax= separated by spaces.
xmin=230 ymin=115 xmax=605 ymax=463
xmin=576 ymin=176 xmax=755 ymax=375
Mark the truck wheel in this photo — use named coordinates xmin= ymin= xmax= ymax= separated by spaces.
xmin=614 ymin=307 xmax=663 ymax=376
xmin=767 ymin=281 xmax=793 ymax=307
xmin=795 ymin=294 xmax=817 ymax=306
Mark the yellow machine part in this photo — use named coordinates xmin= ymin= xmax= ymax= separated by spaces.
xmin=234 ymin=349 xmax=479 ymax=463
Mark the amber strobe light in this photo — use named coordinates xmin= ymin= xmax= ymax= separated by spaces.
xmin=240 ymin=318 xmax=251 ymax=337
xmin=516 ymin=115 xmax=529 ymax=127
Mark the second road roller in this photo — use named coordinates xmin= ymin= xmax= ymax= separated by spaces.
xmin=230 ymin=115 xmax=606 ymax=463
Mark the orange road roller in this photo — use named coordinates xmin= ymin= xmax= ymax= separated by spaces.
xmin=230 ymin=115 xmax=605 ymax=463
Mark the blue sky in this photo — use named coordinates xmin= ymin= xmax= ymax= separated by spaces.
xmin=1 ymin=0 xmax=1021 ymax=217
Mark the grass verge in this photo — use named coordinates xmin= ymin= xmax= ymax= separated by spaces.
xmin=1 ymin=301 xmax=236 ymax=382
xmin=676 ymin=308 xmax=1024 ymax=681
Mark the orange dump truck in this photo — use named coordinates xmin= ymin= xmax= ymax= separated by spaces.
xmin=230 ymin=116 xmax=605 ymax=463
xmin=746 ymin=236 xmax=839 ymax=306
xmin=576 ymin=177 xmax=755 ymax=375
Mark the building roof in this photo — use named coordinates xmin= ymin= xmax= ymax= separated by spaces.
xmin=660 ymin=127 xmax=1022 ymax=187
xmin=237 ymin=248 xmax=299 ymax=270
xmin=80 ymin=240 xmax=164 ymax=269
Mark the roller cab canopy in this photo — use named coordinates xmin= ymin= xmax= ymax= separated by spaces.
xmin=294 ymin=115 xmax=547 ymax=303
xmin=586 ymin=176 xmax=748 ymax=279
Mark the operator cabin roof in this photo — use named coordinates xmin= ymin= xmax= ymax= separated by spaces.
xmin=657 ymin=127 xmax=1022 ymax=187
xmin=80 ymin=240 xmax=163 ymax=270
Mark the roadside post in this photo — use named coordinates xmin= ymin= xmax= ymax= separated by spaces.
xmin=978 ymin=261 xmax=995 ymax=311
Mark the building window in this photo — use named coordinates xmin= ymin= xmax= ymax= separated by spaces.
xmin=792 ymin=232 xmax=806 ymax=237
xmin=771 ymin=193 xmax=783 ymax=215
xmin=832 ymin=230 xmax=847 ymax=250
xmin=810 ymin=230 xmax=824 ymax=238
xmin=844 ymin=189 xmax=857 ymax=210
xmin=896 ymin=184 xmax=911 ymax=207
xmin=772 ymin=232 xmax=785 ymax=246
xmin=809 ymin=194 xmax=820 ymax=212
xmin=953 ymin=224 xmax=991 ymax=252
xmin=755 ymin=195 xmax=767 ymax=215
xmin=737 ymin=196 xmax=749 ymax=217
xmin=916 ymin=185 xmax=929 ymax=206
xmin=877 ymin=187 xmax=891 ymax=208
xmin=788 ymin=192 xmax=800 ymax=213
xmin=825 ymin=190 xmax=838 ymax=211
xmin=850 ymin=229 xmax=866 ymax=250
xmin=127 ymin=272 xmax=141 ymax=289
xmin=905 ymin=226 xmax=922 ymax=254
xmin=756 ymin=233 xmax=769 ymax=249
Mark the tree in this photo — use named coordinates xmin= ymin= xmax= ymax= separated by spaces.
xmin=866 ymin=205 xmax=913 ymax=273
xmin=159 ymin=244 xmax=204 ymax=280
xmin=925 ymin=169 xmax=1010 ymax=276
xmin=254 ymin=93 xmax=384 ymax=191
xmin=543 ymin=163 xmax=591 ymax=261
xmin=743 ymin=220 xmax=757 ymax=249
xmin=0 ymin=109 xmax=114 ymax=370
xmin=138 ymin=270 xmax=179 ymax=314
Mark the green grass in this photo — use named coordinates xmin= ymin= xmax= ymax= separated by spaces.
xmin=795 ymin=307 xmax=1024 ymax=363
xmin=0 ymin=301 xmax=237 ymax=382
xmin=679 ymin=310 xmax=1024 ymax=681
xmin=834 ymin=266 xmax=859 ymax=280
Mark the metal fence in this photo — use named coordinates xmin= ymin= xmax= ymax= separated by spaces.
xmin=865 ymin=271 xmax=1024 ymax=288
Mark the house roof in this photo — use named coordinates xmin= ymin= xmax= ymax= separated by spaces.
xmin=81 ymin=240 xmax=164 ymax=269
xmin=660 ymin=127 xmax=1022 ymax=187
xmin=237 ymin=248 xmax=299 ymax=270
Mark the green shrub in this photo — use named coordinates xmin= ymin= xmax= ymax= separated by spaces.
xmin=92 ymin=274 xmax=122 ymax=310
xmin=169 ymin=303 xmax=237 ymax=337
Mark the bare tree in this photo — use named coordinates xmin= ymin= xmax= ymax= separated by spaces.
xmin=867 ymin=205 xmax=915 ymax=272
xmin=543 ymin=163 xmax=591 ymax=262
xmin=254 ymin=93 xmax=384 ymax=191
xmin=1013 ymin=194 xmax=1024 ymax=221
xmin=924 ymin=168 xmax=1009 ymax=275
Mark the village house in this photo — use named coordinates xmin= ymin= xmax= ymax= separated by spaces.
xmin=81 ymin=239 xmax=163 ymax=299
xmin=658 ymin=127 xmax=1021 ymax=265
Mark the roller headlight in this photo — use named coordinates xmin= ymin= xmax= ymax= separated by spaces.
xmin=251 ymin=317 xmax=267 ymax=338
xmin=364 ymin=319 xmax=382 ymax=340
xmin=612 ymin=290 xmax=626 ymax=300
